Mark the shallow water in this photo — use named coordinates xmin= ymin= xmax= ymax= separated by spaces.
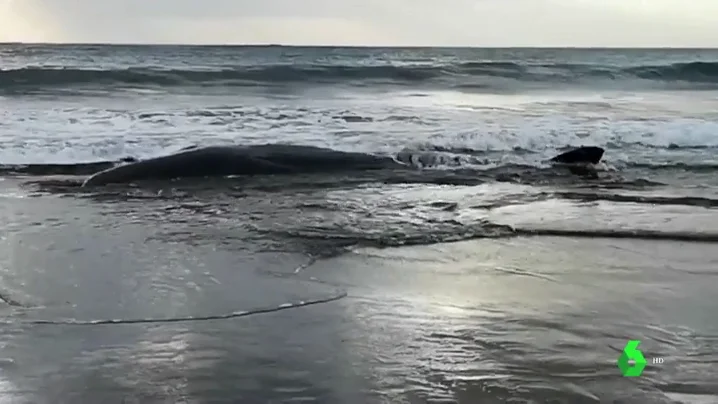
xmin=1 ymin=181 xmax=717 ymax=403
xmin=2 ymin=45 xmax=718 ymax=403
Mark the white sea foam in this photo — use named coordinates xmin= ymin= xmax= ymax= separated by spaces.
xmin=1 ymin=89 xmax=717 ymax=165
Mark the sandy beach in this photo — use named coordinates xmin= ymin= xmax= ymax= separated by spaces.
xmin=0 ymin=175 xmax=716 ymax=404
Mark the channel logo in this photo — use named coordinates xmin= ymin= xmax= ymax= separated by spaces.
xmin=617 ymin=340 xmax=650 ymax=377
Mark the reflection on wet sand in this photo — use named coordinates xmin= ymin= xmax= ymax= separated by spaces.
xmin=309 ymin=238 xmax=718 ymax=403
xmin=0 ymin=177 xmax=717 ymax=403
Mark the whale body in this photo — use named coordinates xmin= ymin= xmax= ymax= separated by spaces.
xmin=80 ymin=144 xmax=607 ymax=187
xmin=82 ymin=144 xmax=401 ymax=187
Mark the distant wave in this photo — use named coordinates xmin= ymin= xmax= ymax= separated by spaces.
xmin=3 ymin=61 xmax=718 ymax=91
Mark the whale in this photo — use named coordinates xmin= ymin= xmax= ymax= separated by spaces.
xmin=81 ymin=144 xmax=402 ymax=187
xmin=80 ymin=144 xmax=607 ymax=187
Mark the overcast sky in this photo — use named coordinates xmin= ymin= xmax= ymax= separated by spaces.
xmin=1 ymin=0 xmax=717 ymax=47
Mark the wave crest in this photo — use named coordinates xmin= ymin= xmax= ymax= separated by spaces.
xmin=4 ymin=61 xmax=718 ymax=91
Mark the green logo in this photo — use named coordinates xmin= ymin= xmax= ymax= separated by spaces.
xmin=617 ymin=340 xmax=647 ymax=377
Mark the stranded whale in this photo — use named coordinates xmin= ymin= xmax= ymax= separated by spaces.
xmin=82 ymin=144 xmax=402 ymax=187
xmin=80 ymin=144 xmax=606 ymax=187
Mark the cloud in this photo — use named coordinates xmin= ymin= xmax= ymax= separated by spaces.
xmin=1 ymin=0 xmax=717 ymax=47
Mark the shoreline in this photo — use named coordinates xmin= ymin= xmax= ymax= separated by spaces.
xmin=1 ymin=189 xmax=716 ymax=402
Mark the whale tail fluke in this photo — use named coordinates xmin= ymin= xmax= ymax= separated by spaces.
xmin=549 ymin=146 xmax=605 ymax=165
xmin=547 ymin=146 xmax=606 ymax=179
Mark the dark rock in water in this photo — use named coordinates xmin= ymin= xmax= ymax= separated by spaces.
xmin=549 ymin=146 xmax=605 ymax=165
xmin=82 ymin=144 xmax=401 ymax=187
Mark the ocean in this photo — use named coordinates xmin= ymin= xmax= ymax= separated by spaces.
xmin=1 ymin=44 xmax=718 ymax=403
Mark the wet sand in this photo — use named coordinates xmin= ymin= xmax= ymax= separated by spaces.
xmin=1 ymin=177 xmax=717 ymax=404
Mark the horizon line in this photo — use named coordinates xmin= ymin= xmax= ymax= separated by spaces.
xmin=1 ymin=41 xmax=717 ymax=50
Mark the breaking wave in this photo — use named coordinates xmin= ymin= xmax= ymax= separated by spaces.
xmin=4 ymin=61 xmax=718 ymax=92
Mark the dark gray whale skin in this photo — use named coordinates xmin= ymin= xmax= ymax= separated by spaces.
xmin=80 ymin=144 xmax=607 ymax=187
xmin=549 ymin=146 xmax=604 ymax=165
xmin=548 ymin=146 xmax=605 ymax=178
xmin=81 ymin=144 xmax=402 ymax=187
